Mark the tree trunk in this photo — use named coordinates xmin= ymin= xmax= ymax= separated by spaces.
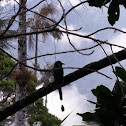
xmin=15 ymin=0 xmax=27 ymax=125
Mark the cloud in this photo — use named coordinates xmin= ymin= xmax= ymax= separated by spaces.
xmin=60 ymin=0 xmax=84 ymax=10
xmin=63 ymin=0 xmax=80 ymax=6
xmin=56 ymin=25 xmax=93 ymax=50
xmin=45 ymin=84 xmax=91 ymax=126
xmin=1 ymin=0 xmax=35 ymax=6
xmin=108 ymin=29 xmax=126 ymax=53
xmin=0 ymin=0 xmax=18 ymax=6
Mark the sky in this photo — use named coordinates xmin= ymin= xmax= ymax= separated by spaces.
xmin=2 ymin=0 xmax=126 ymax=125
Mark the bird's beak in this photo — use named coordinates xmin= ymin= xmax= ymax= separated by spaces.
xmin=62 ymin=63 xmax=65 ymax=65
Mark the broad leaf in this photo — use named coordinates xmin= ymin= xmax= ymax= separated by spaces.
xmin=108 ymin=0 xmax=120 ymax=25
xmin=91 ymin=85 xmax=112 ymax=98
xmin=115 ymin=67 xmax=126 ymax=82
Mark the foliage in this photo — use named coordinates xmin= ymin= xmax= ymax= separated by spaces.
xmin=0 ymin=50 xmax=15 ymax=96
xmin=77 ymin=67 xmax=126 ymax=126
xmin=0 ymin=50 xmax=15 ymax=78
xmin=88 ymin=0 xmax=126 ymax=25
xmin=115 ymin=66 xmax=126 ymax=82
xmin=0 ymin=51 xmax=61 ymax=125
xmin=1 ymin=0 xmax=126 ymax=125
xmin=27 ymin=99 xmax=61 ymax=126
xmin=13 ymin=69 xmax=35 ymax=87
xmin=0 ymin=51 xmax=16 ymax=125
xmin=26 ymin=74 xmax=37 ymax=93
xmin=0 ymin=80 xmax=15 ymax=93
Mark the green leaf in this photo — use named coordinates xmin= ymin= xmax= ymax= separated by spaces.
xmin=108 ymin=0 xmax=120 ymax=25
xmin=115 ymin=67 xmax=126 ymax=82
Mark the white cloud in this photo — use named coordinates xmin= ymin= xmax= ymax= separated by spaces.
xmin=109 ymin=29 xmax=126 ymax=53
xmin=0 ymin=0 xmax=34 ymax=6
xmin=0 ymin=0 xmax=18 ymax=6
xmin=59 ymin=0 xmax=84 ymax=10
xmin=45 ymin=85 xmax=90 ymax=126
xmin=57 ymin=25 xmax=93 ymax=49
xmin=62 ymin=0 xmax=80 ymax=6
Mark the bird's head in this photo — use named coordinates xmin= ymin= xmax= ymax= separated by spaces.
xmin=54 ymin=61 xmax=65 ymax=67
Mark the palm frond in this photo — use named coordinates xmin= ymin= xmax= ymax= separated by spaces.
xmin=28 ymin=3 xmax=62 ymax=47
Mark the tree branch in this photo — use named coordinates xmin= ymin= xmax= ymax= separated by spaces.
xmin=0 ymin=49 xmax=126 ymax=121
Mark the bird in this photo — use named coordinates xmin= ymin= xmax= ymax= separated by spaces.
xmin=53 ymin=61 xmax=65 ymax=111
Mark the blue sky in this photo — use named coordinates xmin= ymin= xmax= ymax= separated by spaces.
xmin=3 ymin=0 xmax=126 ymax=125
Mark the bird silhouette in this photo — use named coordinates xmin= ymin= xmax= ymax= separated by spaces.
xmin=53 ymin=61 xmax=65 ymax=111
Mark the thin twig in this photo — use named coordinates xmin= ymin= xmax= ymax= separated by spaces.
xmin=96 ymin=41 xmax=115 ymax=73
xmin=87 ymin=27 xmax=126 ymax=36
xmin=110 ymin=45 xmax=125 ymax=70
xmin=64 ymin=67 xmax=112 ymax=79
xmin=58 ymin=0 xmax=91 ymax=55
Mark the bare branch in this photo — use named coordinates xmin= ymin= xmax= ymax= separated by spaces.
xmin=64 ymin=67 xmax=112 ymax=79
xmin=58 ymin=0 xmax=91 ymax=55
xmin=110 ymin=45 xmax=125 ymax=70
xmin=1 ymin=28 xmax=126 ymax=52
xmin=0 ymin=5 xmax=21 ymax=37
xmin=87 ymin=27 xmax=126 ymax=36
xmin=0 ymin=0 xmax=45 ymax=37
xmin=0 ymin=49 xmax=126 ymax=121
xmin=55 ymin=1 xmax=88 ymax=27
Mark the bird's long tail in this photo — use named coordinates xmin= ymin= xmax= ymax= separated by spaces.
xmin=58 ymin=88 xmax=63 ymax=100
xmin=58 ymin=88 xmax=65 ymax=111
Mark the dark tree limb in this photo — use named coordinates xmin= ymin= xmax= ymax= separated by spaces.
xmin=0 ymin=49 xmax=126 ymax=121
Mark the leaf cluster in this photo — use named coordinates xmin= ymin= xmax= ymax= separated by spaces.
xmin=78 ymin=67 xmax=126 ymax=126
xmin=0 ymin=50 xmax=15 ymax=78
xmin=27 ymin=99 xmax=61 ymax=126
xmin=0 ymin=50 xmax=15 ymax=96
xmin=88 ymin=0 xmax=126 ymax=25
xmin=13 ymin=69 xmax=37 ymax=93
xmin=0 ymin=52 xmax=61 ymax=125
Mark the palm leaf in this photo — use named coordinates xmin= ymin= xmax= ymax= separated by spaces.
xmin=28 ymin=3 xmax=62 ymax=50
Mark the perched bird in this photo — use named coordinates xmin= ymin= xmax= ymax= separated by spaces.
xmin=53 ymin=61 xmax=65 ymax=111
